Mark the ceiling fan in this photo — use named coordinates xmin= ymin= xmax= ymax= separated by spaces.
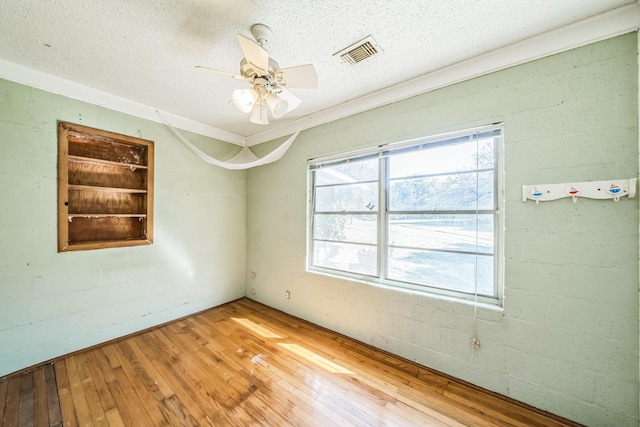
xmin=197 ymin=24 xmax=318 ymax=125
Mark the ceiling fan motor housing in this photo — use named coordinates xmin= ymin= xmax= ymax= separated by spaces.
xmin=250 ymin=24 xmax=273 ymax=48
xmin=239 ymin=58 xmax=284 ymax=93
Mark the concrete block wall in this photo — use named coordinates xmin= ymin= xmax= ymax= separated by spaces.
xmin=246 ymin=34 xmax=639 ymax=426
xmin=0 ymin=79 xmax=247 ymax=376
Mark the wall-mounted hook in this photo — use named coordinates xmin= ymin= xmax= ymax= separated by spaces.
xmin=523 ymin=178 xmax=637 ymax=203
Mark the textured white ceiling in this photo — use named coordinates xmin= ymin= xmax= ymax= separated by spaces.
xmin=0 ymin=0 xmax=636 ymax=142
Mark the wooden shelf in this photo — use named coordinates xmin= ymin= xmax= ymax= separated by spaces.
xmin=68 ymin=155 xmax=149 ymax=169
xmin=58 ymin=121 xmax=154 ymax=252
xmin=68 ymin=185 xmax=148 ymax=193
xmin=67 ymin=214 xmax=147 ymax=219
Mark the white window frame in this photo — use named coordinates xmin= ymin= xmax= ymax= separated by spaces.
xmin=307 ymin=124 xmax=504 ymax=305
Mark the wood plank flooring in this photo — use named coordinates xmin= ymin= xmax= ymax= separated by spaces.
xmin=0 ymin=298 xmax=583 ymax=426
xmin=0 ymin=363 xmax=62 ymax=427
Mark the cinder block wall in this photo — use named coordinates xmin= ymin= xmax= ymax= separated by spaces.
xmin=246 ymin=34 xmax=639 ymax=426
xmin=0 ymin=79 xmax=248 ymax=376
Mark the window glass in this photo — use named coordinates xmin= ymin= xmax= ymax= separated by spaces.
xmin=312 ymin=241 xmax=377 ymax=276
xmin=314 ymin=158 xmax=378 ymax=185
xmin=388 ymin=214 xmax=494 ymax=254
xmin=387 ymin=249 xmax=494 ymax=296
xmin=313 ymin=214 xmax=377 ymax=244
xmin=389 ymin=139 xmax=494 ymax=179
xmin=315 ymin=183 xmax=378 ymax=212
xmin=389 ymin=171 xmax=494 ymax=211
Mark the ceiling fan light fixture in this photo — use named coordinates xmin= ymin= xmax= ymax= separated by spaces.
xmin=232 ymin=88 xmax=258 ymax=113
xmin=265 ymin=93 xmax=288 ymax=119
xmin=198 ymin=24 xmax=318 ymax=125
xmin=249 ymin=102 xmax=269 ymax=125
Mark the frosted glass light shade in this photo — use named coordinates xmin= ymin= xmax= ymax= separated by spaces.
xmin=265 ymin=93 xmax=289 ymax=119
xmin=232 ymin=89 xmax=258 ymax=113
xmin=249 ymin=102 xmax=269 ymax=125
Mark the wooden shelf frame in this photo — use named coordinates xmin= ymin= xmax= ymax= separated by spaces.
xmin=58 ymin=121 xmax=154 ymax=252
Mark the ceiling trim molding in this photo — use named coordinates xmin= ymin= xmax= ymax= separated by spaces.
xmin=245 ymin=2 xmax=640 ymax=146
xmin=0 ymin=58 xmax=246 ymax=146
xmin=1 ymin=3 xmax=638 ymax=148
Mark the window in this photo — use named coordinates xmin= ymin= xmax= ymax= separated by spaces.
xmin=308 ymin=124 xmax=502 ymax=302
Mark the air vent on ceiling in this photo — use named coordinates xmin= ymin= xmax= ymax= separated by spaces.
xmin=334 ymin=35 xmax=381 ymax=65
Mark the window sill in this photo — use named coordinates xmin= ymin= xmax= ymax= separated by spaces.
xmin=307 ymin=266 xmax=504 ymax=311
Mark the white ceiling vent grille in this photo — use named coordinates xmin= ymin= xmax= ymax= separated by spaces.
xmin=334 ymin=36 xmax=381 ymax=65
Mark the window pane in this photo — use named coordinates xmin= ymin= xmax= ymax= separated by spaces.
xmin=314 ymin=214 xmax=377 ymax=244
xmin=315 ymin=182 xmax=378 ymax=212
xmin=388 ymin=214 xmax=493 ymax=254
xmin=389 ymin=138 xmax=494 ymax=178
xmin=314 ymin=158 xmax=378 ymax=185
xmin=312 ymin=241 xmax=377 ymax=276
xmin=387 ymin=248 xmax=494 ymax=296
xmin=389 ymin=171 xmax=494 ymax=211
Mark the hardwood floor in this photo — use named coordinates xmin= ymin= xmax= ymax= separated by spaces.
xmin=0 ymin=363 xmax=62 ymax=427
xmin=1 ymin=298 xmax=582 ymax=427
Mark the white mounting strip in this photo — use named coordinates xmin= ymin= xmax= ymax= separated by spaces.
xmin=522 ymin=178 xmax=637 ymax=204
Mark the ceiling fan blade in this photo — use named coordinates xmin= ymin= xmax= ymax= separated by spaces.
xmin=237 ymin=34 xmax=269 ymax=73
xmin=278 ymin=89 xmax=302 ymax=113
xmin=195 ymin=66 xmax=246 ymax=80
xmin=279 ymin=64 xmax=318 ymax=89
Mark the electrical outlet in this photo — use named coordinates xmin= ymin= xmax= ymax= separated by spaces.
xmin=472 ymin=337 xmax=480 ymax=349
xmin=285 ymin=290 xmax=290 ymax=299
xmin=251 ymin=288 xmax=256 ymax=295
xmin=250 ymin=272 xmax=256 ymax=279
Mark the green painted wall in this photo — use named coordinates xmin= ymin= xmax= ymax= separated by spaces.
xmin=0 ymin=79 xmax=247 ymax=377
xmin=246 ymin=34 xmax=639 ymax=425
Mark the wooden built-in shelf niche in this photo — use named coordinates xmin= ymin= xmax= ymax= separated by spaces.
xmin=57 ymin=121 xmax=154 ymax=252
